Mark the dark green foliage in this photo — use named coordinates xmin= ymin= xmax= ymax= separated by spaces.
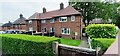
xmin=85 ymin=24 xmax=118 ymax=38
xmin=91 ymin=38 xmax=115 ymax=53
xmin=1 ymin=34 xmax=60 ymax=55
xmin=69 ymin=1 xmax=120 ymax=26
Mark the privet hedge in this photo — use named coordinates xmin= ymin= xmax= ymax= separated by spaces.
xmin=1 ymin=34 xmax=60 ymax=56
xmin=85 ymin=24 xmax=118 ymax=38
xmin=91 ymin=38 xmax=115 ymax=54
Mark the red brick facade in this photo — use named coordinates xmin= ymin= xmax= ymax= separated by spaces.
xmin=12 ymin=24 xmax=26 ymax=31
xmin=26 ymin=15 xmax=83 ymax=39
xmin=26 ymin=4 xmax=83 ymax=39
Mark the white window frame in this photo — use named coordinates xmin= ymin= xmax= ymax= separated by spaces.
xmin=28 ymin=20 xmax=32 ymax=24
xmin=41 ymin=20 xmax=46 ymax=23
xmin=61 ymin=28 xmax=70 ymax=35
xmin=50 ymin=27 xmax=55 ymax=32
xmin=59 ymin=17 xmax=67 ymax=22
xmin=71 ymin=16 xmax=75 ymax=21
xmin=50 ymin=18 xmax=55 ymax=23
xmin=29 ymin=27 xmax=33 ymax=31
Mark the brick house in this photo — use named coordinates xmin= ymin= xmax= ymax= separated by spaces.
xmin=1 ymin=21 xmax=12 ymax=31
xmin=12 ymin=14 xmax=26 ymax=31
xmin=26 ymin=3 xmax=83 ymax=39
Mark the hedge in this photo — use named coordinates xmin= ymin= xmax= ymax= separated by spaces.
xmin=91 ymin=38 xmax=115 ymax=53
xmin=0 ymin=34 xmax=81 ymax=55
xmin=1 ymin=34 xmax=60 ymax=55
xmin=85 ymin=24 xmax=118 ymax=38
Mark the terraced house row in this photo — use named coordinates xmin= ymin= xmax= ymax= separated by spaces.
xmin=1 ymin=3 xmax=84 ymax=39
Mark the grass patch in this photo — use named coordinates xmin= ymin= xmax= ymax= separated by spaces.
xmin=60 ymin=38 xmax=81 ymax=46
xmin=0 ymin=34 xmax=81 ymax=46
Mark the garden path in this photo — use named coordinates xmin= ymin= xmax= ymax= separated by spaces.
xmin=78 ymin=37 xmax=89 ymax=48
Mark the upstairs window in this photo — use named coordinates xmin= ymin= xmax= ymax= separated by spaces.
xmin=59 ymin=17 xmax=67 ymax=22
xmin=71 ymin=16 xmax=75 ymax=21
xmin=41 ymin=20 xmax=46 ymax=23
xmin=50 ymin=18 xmax=55 ymax=23
xmin=61 ymin=28 xmax=70 ymax=35
xmin=28 ymin=20 xmax=32 ymax=24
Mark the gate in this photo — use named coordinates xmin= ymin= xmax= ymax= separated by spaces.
xmin=53 ymin=42 xmax=100 ymax=56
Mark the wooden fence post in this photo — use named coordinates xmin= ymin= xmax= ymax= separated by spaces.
xmin=96 ymin=47 xmax=101 ymax=56
xmin=53 ymin=42 xmax=59 ymax=56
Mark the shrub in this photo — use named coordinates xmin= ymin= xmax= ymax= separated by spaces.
xmin=1 ymin=34 xmax=60 ymax=55
xmin=91 ymin=38 xmax=115 ymax=53
xmin=85 ymin=24 xmax=118 ymax=38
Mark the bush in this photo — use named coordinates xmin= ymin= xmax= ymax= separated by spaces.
xmin=85 ymin=24 xmax=118 ymax=38
xmin=91 ymin=38 xmax=115 ymax=54
xmin=1 ymin=34 xmax=60 ymax=55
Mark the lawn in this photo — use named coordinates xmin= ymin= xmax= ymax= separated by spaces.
xmin=0 ymin=34 xmax=81 ymax=46
xmin=60 ymin=38 xmax=81 ymax=46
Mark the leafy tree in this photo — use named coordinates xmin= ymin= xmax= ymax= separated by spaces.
xmin=69 ymin=0 xmax=120 ymax=26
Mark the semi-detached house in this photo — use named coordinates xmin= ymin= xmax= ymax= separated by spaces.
xmin=26 ymin=3 xmax=83 ymax=40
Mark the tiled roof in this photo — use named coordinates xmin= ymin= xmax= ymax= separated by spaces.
xmin=2 ymin=22 xmax=12 ymax=27
xmin=28 ymin=6 xmax=81 ymax=20
xmin=13 ymin=14 xmax=26 ymax=24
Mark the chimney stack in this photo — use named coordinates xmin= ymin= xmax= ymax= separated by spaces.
xmin=60 ymin=3 xmax=64 ymax=10
xmin=20 ymin=14 xmax=23 ymax=18
xmin=43 ymin=7 xmax=46 ymax=13
xmin=8 ymin=21 xmax=11 ymax=23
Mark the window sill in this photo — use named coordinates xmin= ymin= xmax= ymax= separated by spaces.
xmin=61 ymin=33 xmax=70 ymax=35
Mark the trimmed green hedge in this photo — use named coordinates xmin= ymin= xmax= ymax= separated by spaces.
xmin=85 ymin=24 xmax=118 ymax=38
xmin=0 ymin=34 xmax=81 ymax=55
xmin=1 ymin=34 xmax=60 ymax=55
xmin=91 ymin=38 xmax=115 ymax=53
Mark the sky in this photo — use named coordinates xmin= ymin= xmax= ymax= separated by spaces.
xmin=0 ymin=0 xmax=120 ymax=24
xmin=0 ymin=0 xmax=69 ymax=23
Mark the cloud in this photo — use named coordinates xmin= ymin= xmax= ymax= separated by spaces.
xmin=0 ymin=0 xmax=69 ymax=23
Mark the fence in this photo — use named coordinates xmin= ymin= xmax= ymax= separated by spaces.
xmin=53 ymin=42 xmax=100 ymax=56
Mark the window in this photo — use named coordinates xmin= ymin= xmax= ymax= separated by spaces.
xmin=50 ymin=27 xmax=55 ymax=32
xmin=71 ymin=16 xmax=75 ymax=21
xmin=29 ymin=27 xmax=33 ymax=31
xmin=59 ymin=17 xmax=67 ymax=22
xmin=61 ymin=28 xmax=70 ymax=35
xmin=42 ymin=27 xmax=47 ymax=32
xmin=50 ymin=18 xmax=55 ymax=23
xmin=28 ymin=20 xmax=32 ymax=24
xmin=41 ymin=20 xmax=46 ymax=23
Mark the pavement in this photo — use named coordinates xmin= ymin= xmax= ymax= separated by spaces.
xmin=103 ymin=30 xmax=120 ymax=56
xmin=78 ymin=37 xmax=88 ymax=48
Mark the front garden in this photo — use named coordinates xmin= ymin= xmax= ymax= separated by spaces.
xmin=85 ymin=24 xmax=118 ymax=54
xmin=0 ymin=34 xmax=80 ymax=55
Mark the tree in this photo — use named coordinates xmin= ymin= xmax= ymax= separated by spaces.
xmin=69 ymin=0 xmax=120 ymax=26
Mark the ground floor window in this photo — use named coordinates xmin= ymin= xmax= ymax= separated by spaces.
xmin=50 ymin=27 xmax=55 ymax=32
xmin=29 ymin=27 xmax=33 ymax=31
xmin=42 ymin=27 xmax=47 ymax=32
xmin=61 ymin=28 xmax=70 ymax=35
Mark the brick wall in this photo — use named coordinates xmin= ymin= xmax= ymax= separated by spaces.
xmin=26 ymin=15 xmax=83 ymax=40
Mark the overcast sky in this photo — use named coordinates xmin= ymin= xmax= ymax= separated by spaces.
xmin=0 ymin=0 xmax=69 ymax=23
xmin=0 ymin=0 xmax=120 ymax=24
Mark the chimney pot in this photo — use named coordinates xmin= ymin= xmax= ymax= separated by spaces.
xmin=20 ymin=14 xmax=23 ymax=18
xmin=43 ymin=7 xmax=46 ymax=13
xmin=60 ymin=3 xmax=64 ymax=10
